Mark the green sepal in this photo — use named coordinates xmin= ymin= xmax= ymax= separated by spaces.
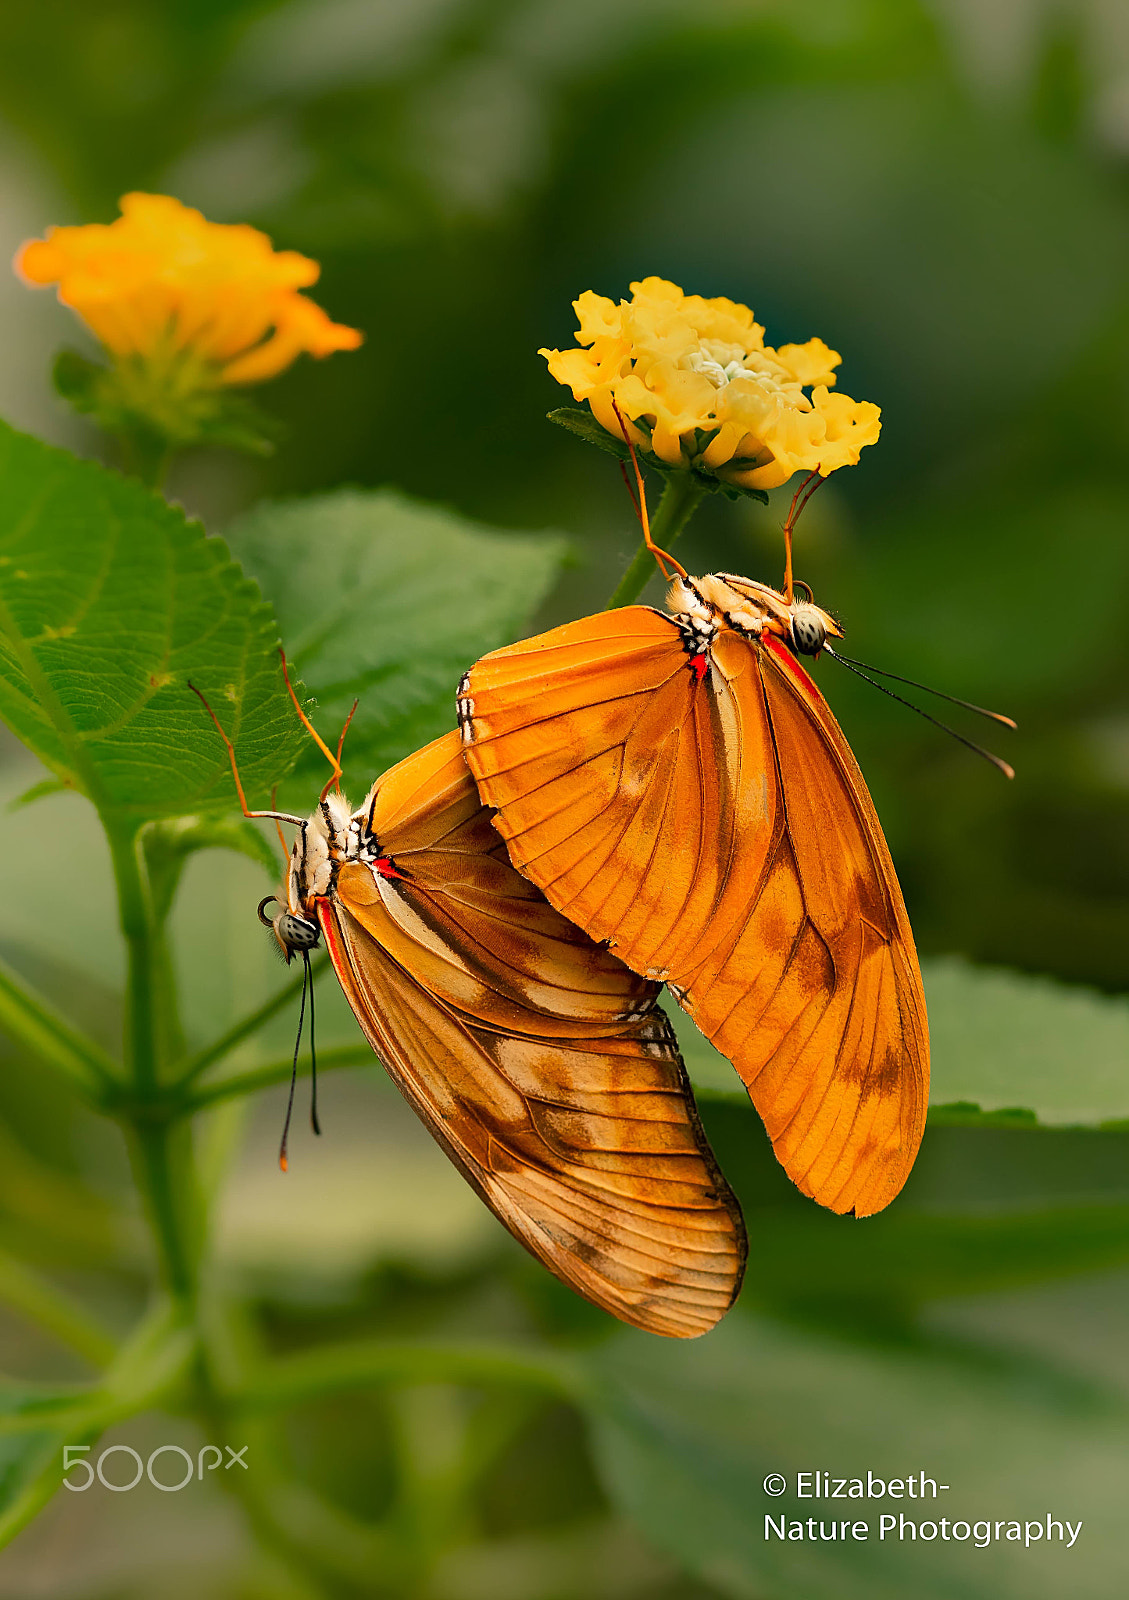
xmin=547 ymin=405 xmax=634 ymax=460
xmin=52 ymin=348 xmax=284 ymax=465
xmin=143 ymin=815 xmax=281 ymax=924
xmin=547 ymin=405 xmax=769 ymax=504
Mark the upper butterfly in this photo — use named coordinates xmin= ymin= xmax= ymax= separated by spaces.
xmin=191 ymin=669 xmax=745 ymax=1338
xmin=458 ymin=569 xmax=929 ymax=1219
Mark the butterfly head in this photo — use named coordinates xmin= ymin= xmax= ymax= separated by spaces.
xmin=259 ymin=894 xmax=321 ymax=962
xmin=677 ymin=573 xmax=841 ymax=658
xmin=786 ymin=581 xmax=842 ymax=658
xmin=257 ymin=799 xmax=345 ymax=961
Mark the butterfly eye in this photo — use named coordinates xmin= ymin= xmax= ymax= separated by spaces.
xmin=277 ymin=912 xmax=320 ymax=951
xmin=258 ymin=896 xmax=320 ymax=958
xmin=789 ymin=604 xmax=826 ymax=657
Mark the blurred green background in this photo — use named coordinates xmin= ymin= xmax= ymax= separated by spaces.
xmin=1 ymin=0 xmax=1129 ymax=1595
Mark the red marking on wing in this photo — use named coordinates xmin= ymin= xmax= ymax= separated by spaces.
xmin=689 ymin=653 xmax=708 ymax=682
xmin=764 ymin=633 xmax=818 ymax=700
xmin=316 ymin=899 xmax=344 ymax=958
xmin=373 ymin=856 xmax=406 ymax=880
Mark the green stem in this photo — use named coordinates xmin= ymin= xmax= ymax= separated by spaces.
xmin=0 ymin=1248 xmax=117 ymax=1368
xmin=127 ymin=1122 xmax=200 ymax=1307
xmin=604 ymin=472 xmax=708 ymax=609
xmin=107 ymin=822 xmax=159 ymax=1092
xmin=105 ymin=819 xmax=202 ymax=1308
xmin=179 ymin=1043 xmax=372 ymax=1116
xmin=0 ymin=952 xmax=120 ymax=1098
xmin=174 ymin=955 xmax=329 ymax=1085
xmin=149 ymin=893 xmax=187 ymax=1068
xmin=240 ymin=1340 xmax=585 ymax=1413
xmin=119 ymin=429 xmax=173 ymax=491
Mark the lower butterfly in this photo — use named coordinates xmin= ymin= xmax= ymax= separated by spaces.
xmin=191 ymin=664 xmax=746 ymax=1338
xmin=458 ymin=566 xmax=931 ymax=1220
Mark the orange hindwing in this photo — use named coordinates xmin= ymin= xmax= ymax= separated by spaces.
xmin=318 ymin=731 xmax=746 ymax=1335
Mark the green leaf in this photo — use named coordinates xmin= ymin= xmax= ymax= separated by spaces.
xmin=0 ymin=1381 xmax=92 ymax=1547
xmin=691 ymin=1091 xmax=1129 ymax=1308
xmin=582 ymin=1312 xmax=1128 ymax=1600
xmin=672 ymin=958 xmax=1129 ymax=1129
xmin=0 ymin=421 xmax=306 ymax=826
xmin=227 ymin=488 xmax=568 ymax=800
xmin=926 ymin=958 xmax=1129 ymax=1128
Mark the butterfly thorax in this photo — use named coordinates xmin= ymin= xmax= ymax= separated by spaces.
xmin=666 ymin=573 xmax=841 ymax=659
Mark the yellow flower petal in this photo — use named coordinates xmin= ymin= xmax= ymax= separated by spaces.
xmin=775 ymin=338 xmax=841 ymax=388
xmin=811 ymin=387 xmax=883 ymax=470
xmin=573 ymin=290 xmax=622 ymax=344
xmin=14 ymin=192 xmax=362 ymax=386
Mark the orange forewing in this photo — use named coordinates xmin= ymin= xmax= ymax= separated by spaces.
xmin=462 ymin=608 xmax=929 ymax=1217
xmin=318 ymin=731 xmax=746 ymax=1337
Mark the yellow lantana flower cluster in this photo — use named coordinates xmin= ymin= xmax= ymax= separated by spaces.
xmin=16 ymin=192 xmax=362 ymax=387
xmin=542 ymin=277 xmax=879 ymax=491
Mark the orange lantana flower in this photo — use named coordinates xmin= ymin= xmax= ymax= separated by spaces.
xmin=542 ymin=277 xmax=879 ymax=491
xmin=16 ymin=192 xmax=362 ymax=386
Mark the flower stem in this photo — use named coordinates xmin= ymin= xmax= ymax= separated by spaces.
xmin=604 ymin=472 xmax=707 ymax=609
xmin=119 ymin=428 xmax=173 ymax=491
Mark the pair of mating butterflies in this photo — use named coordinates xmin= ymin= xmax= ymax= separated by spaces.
xmin=204 ymin=565 xmax=933 ymax=1339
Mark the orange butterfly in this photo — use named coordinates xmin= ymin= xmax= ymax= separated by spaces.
xmin=458 ymin=507 xmax=930 ymax=1218
xmin=192 ymin=671 xmax=745 ymax=1338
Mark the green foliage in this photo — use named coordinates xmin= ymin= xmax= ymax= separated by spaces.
xmin=228 ymin=488 xmax=568 ymax=799
xmin=584 ymin=1311 xmax=1127 ymax=1600
xmin=0 ymin=420 xmax=305 ymax=827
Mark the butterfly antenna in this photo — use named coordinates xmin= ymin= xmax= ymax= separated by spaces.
xmin=322 ymin=697 xmax=360 ymax=803
xmin=187 ymin=681 xmax=306 ymax=826
xmin=279 ymin=950 xmax=309 ymax=1171
xmin=618 ymin=459 xmax=642 ymax=524
xmin=782 ymin=468 xmax=824 ymax=606
xmin=824 ymin=647 xmax=1014 ymax=779
xmin=277 ymin=650 xmax=343 ymax=796
xmin=829 ymin=653 xmax=1017 ymax=729
xmin=610 ymin=400 xmax=688 ymax=583
xmin=307 ymin=949 xmax=321 ymax=1137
